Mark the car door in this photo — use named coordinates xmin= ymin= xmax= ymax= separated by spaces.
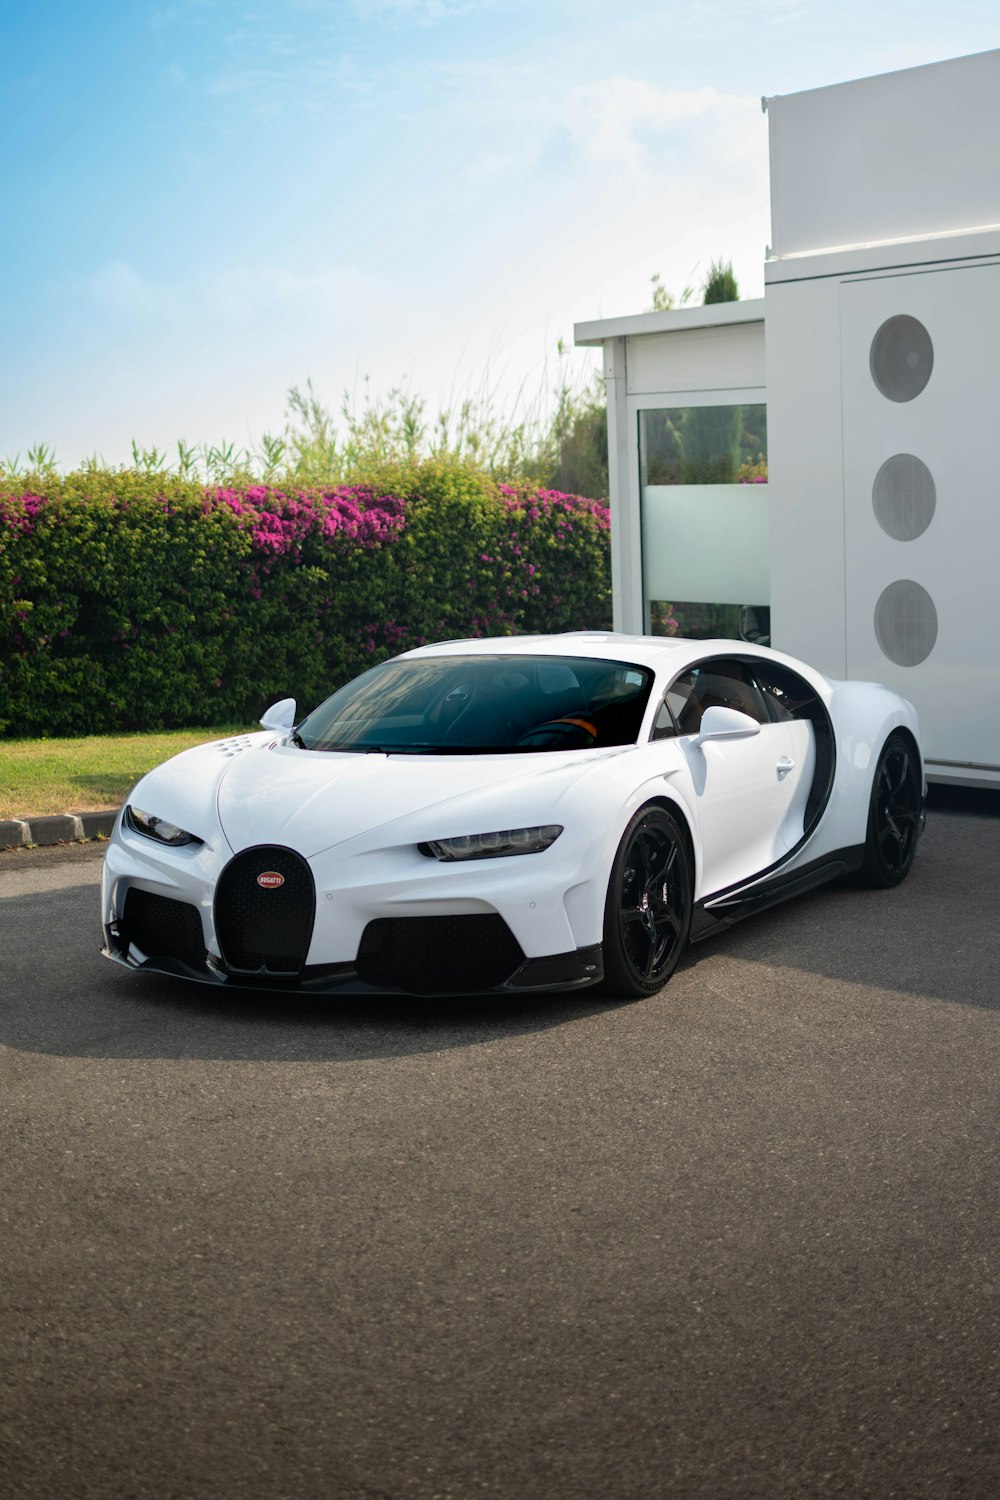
xmin=656 ymin=658 xmax=809 ymax=896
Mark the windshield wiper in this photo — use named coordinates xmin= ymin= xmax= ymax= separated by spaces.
xmin=303 ymin=742 xmax=405 ymax=754
xmin=304 ymin=742 xmax=554 ymax=755
xmin=387 ymin=745 xmax=537 ymax=755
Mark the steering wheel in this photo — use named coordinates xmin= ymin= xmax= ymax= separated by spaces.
xmin=516 ymin=717 xmax=597 ymax=749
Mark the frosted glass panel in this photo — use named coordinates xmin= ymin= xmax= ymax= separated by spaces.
xmin=642 ymin=485 xmax=770 ymax=605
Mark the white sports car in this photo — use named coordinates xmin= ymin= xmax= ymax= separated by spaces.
xmin=101 ymin=633 xmax=924 ymax=999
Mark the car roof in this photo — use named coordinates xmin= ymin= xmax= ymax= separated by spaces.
xmin=398 ymin=632 xmax=801 ymax=677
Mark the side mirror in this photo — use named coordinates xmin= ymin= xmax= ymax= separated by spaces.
xmin=694 ymin=705 xmax=761 ymax=744
xmin=260 ymin=697 xmax=297 ymax=732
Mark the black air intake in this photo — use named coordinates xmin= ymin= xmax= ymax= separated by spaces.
xmin=356 ymin=914 xmax=524 ymax=994
xmin=214 ymin=846 xmax=315 ymax=975
xmin=123 ymin=888 xmax=206 ymax=964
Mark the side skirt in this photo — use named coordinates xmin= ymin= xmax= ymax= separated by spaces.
xmin=689 ymin=845 xmax=865 ymax=943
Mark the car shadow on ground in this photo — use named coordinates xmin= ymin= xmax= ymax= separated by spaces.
xmin=694 ymin=783 xmax=1000 ymax=1013
xmin=2 ymin=785 xmax=996 ymax=1064
xmin=1 ymin=874 xmax=651 ymax=1062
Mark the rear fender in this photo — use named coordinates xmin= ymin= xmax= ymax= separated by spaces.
xmin=822 ymin=684 xmax=924 ymax=850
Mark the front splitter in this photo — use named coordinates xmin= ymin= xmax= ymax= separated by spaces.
xmin=102 ymin=931 xmax=604 ymax=997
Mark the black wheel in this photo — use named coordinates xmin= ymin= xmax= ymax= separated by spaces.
xmin=856 ymin=732 xmax=922 ymax=888
xmin=601 ymin=806 xmax=692 ymax=997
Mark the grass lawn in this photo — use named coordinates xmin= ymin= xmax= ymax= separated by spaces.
xmin=0 ymin=727 xmax=255 ymax=820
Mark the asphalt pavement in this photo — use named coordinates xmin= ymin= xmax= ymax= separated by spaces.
xmin=1 ymin=790 xmax=999 ymax=1500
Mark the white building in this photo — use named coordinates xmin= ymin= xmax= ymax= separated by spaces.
xmin=576 ymin=46 xmax=1000 ymax=789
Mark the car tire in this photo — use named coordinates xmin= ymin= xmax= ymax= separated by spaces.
xmin=601 ymin=805 xmax=692 ymax=998
xmin=855 ymin=731 xmax=922 ymax=888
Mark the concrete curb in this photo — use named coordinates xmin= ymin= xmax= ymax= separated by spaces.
xmin=0 ymin=810 xmax=118 ymax=850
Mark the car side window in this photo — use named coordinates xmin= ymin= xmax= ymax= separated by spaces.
xmin=752 ymin=661 xmax=817 ymax=723
xmin=652 ymin=697 xmax=678 ymax=740
xmin=663 ymin=660 xmax=770 ymax=737
xmin=652 ymin=675 xmax=698 ymax=738
xmin=756 ymin=676 xmax=795 ymax=722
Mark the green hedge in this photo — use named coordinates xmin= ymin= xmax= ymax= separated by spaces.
xmin=0 ymin=464 xmax=611 ymax=736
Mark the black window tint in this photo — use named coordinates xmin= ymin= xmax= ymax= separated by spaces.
xmin=758 ymin=680 xmax=795 ymax=722
xmin=752 ymin=661 xmax=818 ymax=722
xmin=665 ymin=674 xmax=700 ymax=735
xmin=652 ymin=698 xmax=678 ymax=740
xmin=296 ymin=654 xmax=654 ymax=753
xmin=667 ymin=659 xmax=770 ymax=736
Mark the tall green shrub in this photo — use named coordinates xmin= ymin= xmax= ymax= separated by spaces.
xmin=702 ymin=259 xmax=740 ymax=304
xmin=0 ymin=465 xmax=611 ymax=737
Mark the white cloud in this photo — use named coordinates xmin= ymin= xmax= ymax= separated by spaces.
xmin=416 ymin=55 xmax=766 ymax=190
xmin=71 ymin=52 xmax=771 ymax=464
xmin=414 ymin=62 xmax=770 ymax=301
xmin=211 ymin=264 xmax=379 ymax=323
xmin=87 ymin=261 xmax=184 ymax=320
xmin=86 ymin=259 xmax=382 ymax=332
xmin=59 ymin=22 xmax=772 ymax=463
xmin=557 ymin=77 xmax=753 ymax=180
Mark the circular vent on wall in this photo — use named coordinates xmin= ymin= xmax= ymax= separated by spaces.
xmin=872 ymin=454 xmax=936 ymax=540
xmin=874 ymin=580 xmax=938 ymax=667
xmin=869 ymin=316 xmax=934 ymax=402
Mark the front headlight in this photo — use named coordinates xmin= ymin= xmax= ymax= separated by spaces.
xmin=125 ymin=805 xmax=201 ymax=848
xmin=420 ymin=825 xmax=563 ymax=861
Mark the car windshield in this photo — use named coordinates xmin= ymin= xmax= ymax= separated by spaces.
xmin=295 ymin=654 xmax=654 ymax=754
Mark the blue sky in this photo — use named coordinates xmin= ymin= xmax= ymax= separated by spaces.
xmin=4 ymin=1 xmax=999 ymax=468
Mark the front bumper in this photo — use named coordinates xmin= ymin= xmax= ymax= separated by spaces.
xmin=102 ymin=920 xmax=604 ymax=996
xmin=101 ymin=823 xmax=608 ymax=996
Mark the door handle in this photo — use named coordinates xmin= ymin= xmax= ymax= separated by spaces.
xmin=776 ymin=755 xmax=795 ymax=780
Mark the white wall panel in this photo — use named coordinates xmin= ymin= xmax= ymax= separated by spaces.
xmin=768 ymin=49 xmax=1000 ymax=259
xmin=840 ymin=262 xmax=1000 ymax=769
xmin=626 ymin=323 xmax=765 ymax=395
xmin=763 ymin=279 xmax=848 ymax=676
